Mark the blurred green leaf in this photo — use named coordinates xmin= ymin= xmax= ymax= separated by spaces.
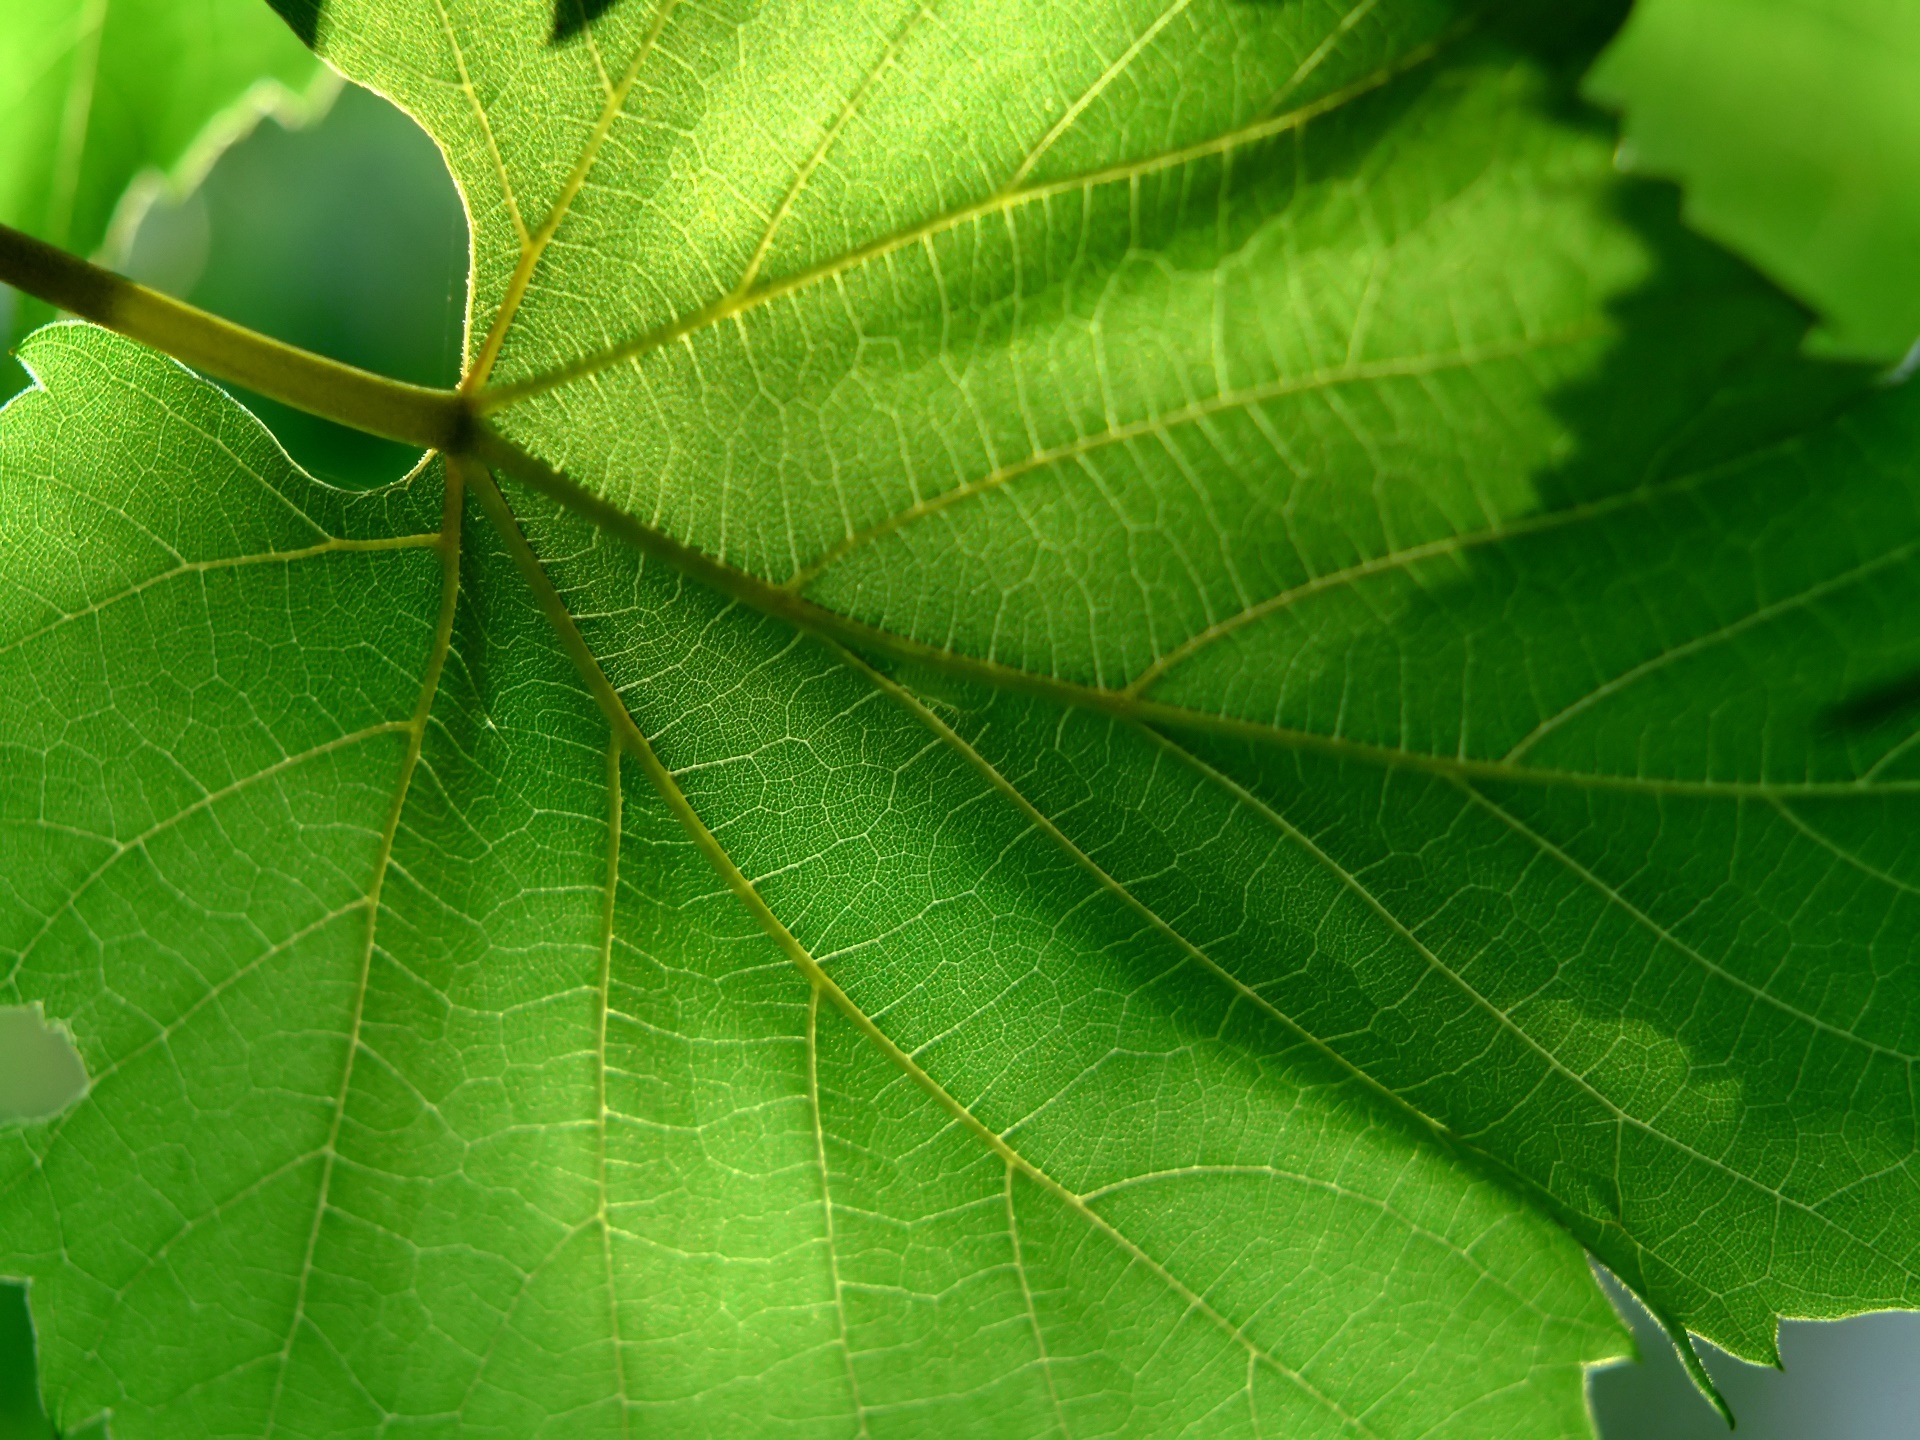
xmin=0 ymin=0 xmax=331 ymax=402
xmin=1587 ymin=0 xmax=1920 ymax=362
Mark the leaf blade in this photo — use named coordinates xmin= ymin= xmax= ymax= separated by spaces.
xmin=10 ymin=0 xmax=1920 ymax=1430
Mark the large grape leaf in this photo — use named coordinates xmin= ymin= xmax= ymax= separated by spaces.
xmin=1 ymin=323 xmax=1627 ymax=1438
xmin=4 ymin=0 xmax=1920 ymax=1435
xmin=1586 ymin=0 xmax=1920 ymax=364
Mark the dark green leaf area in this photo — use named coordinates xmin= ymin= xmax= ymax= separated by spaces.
xmin=0 ymin=1286 xmax=50 ymax=1440
xmin=1162 ymin=366 xmax=1920 ymax=769
xmin=551 ymin=0 xmax=625 ymax=45
xmin=266 ymin=0 xmax=325 ymax=48
xmin=843 ymin=370 xmax=1920 ymax=1362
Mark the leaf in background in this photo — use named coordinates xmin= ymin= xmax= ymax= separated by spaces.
xmin=124 ymin=82 xmax=469 ymax=486
xmin=0 ymin=0 xmax=333 ymax=392
xmin=1586 ymin=0 xmax=1920 ymax=363
xmin=5 ymin=0 xmax=1920 ymax=1436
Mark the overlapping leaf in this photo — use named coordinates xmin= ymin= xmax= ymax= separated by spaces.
xmin=4 ymin=0 xmax=1920 ymax=1435
xmin=1587 ymin=0 xmax=1920 ymax=363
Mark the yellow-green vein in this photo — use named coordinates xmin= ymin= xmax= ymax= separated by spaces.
xmin=0 ymin=533 xmax=439 ymax=659
xmin=473 ymin=37 xmax=1445 ymax=414
xmin=263 ymin=459 xmax=466 ymax=1438
xmin=4 ymin=722 xmax=411 ymax=984
xmin=807 ymin=985 xmax=872 ymax=1438
xmin=596 ymin=734 xmax=634 ymax=1438
xmin=733 ymin=0 xmax=944 ymax=297
xmin=1003 ymin=1162 xmax=1071 ymax=1440
xmin=466 ymin=0 xmax=683 ymax=388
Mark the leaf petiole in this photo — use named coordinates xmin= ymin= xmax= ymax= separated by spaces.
xmin=0 ymin=221 xmax=468 ymax=451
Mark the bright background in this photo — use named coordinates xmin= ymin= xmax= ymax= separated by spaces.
xmin=1 ymin=73 xmax=1915 ymax=1440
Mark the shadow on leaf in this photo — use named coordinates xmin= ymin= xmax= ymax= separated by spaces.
xmin=553 ymin=0 xmax=624 ymax=44
xmin=1823 ymin=669 xmax=1920 ymax=734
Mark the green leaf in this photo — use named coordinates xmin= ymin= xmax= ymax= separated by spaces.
xmin=4 ymin=0 xmax=1919 ymax=1435
xmin=1585 ymin=0 xmax=1920 ymax=363
xmin=1 ymin=324 xmax=1624 ymax=1438
xmin=0 ymin=0 xmax=332 ymax=353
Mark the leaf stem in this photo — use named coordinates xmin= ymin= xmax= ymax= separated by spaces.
xmin=0 ymin=222 xmax=469 ymax=451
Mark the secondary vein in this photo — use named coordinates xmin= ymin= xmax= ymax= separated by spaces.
xmin=263 ymin=460 xmax=466 ymax=1438
xmin=465 ymin=0 xmax=683 ymax=389
xmin=472 ymin=39 xmax=1443 ymax=415
xmin=782 ymin=329 xmax=1607 ymax=594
